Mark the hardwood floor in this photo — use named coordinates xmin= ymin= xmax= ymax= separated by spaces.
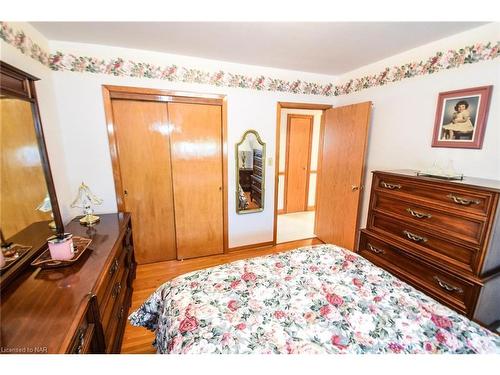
xmin=120 ymin=237 xmax=323 ymax=354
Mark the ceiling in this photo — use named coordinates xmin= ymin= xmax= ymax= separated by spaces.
xmin=31 ymin=22 xmax=487 ymax=75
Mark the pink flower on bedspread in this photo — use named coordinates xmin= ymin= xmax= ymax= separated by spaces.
xmin=230 ymin=279 xmax=241 ymax=289
xmin=275 ymin=262 xmax=284 ymax=268
xmin=331 ymin=335 xmax=348 ymax=350
xmin=431 ymin=314 xmax=453 ymax=329
xmin=179 ymin=316 xmax=198 ymax=333
xmin=326 ymin=293 xmax=344 ymax=306
xmin=345 ymin=253 xmax=357 ymax=262
xmin=388 ymin=342 xmax=404 ymax=353
xmin=436 ymin=330 xmax=447 ymax=344
xmin=242 ymin=272 xmax=257 ymax=282
xmin=309 ymin=265 xmax=318 ymax=272
xmin=373 ymin=296 xmax=382 ymax=303
xmin=320 ymin=305 xmax=331 ymax=317
xmin=274 ymin=310 xmax=286 ymax=319
xmin=352 ymin=278 xmax=363 ymax=287
xmin=227 ymin=300 xmax=239 ymax=312
xmin=236 ymin=323 xmax=246 ymax=330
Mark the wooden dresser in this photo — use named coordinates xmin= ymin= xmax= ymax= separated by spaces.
xmin=0 ymin=213 xmax=136 ymax=353
xmin=359 ymin=170 xmax=500 ymax=325
xmin=251 ymin=149 xmax=263 ymax=206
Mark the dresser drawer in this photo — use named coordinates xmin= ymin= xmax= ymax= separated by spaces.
xmin=372 ymin=192 xmax=486 ymax=246
xmin=67 ymin=306 xmax=96 ymax=354
xmin=359 ymin=231 xmax=480 ymax=316
xmin=101 ymin=257 xmax=127 ymax=333
xmin=96 ymin=241 xmax=127 ymax=308
xmin=105 ymin=271 xmax=129 ymax=353
xmin=374 ymin=174 xmax=494 ymax=217
xmin=370 ymin=213 xmax=478 ymax=274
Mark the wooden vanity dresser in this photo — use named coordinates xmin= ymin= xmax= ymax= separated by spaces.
xmin=359 ymin=170 xmax=500 ymax=325
xmin=0 ymin=212 xmax=136 ymax=354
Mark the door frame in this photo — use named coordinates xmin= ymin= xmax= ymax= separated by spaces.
xmin=102 ymin=85 xmax=229 ymax=253
xmin=273 ymin=102 xmax=332 ymax=245
xmin=283 ymin=114 xmax=314 ymax=213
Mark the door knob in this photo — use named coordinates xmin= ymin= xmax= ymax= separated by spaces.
xmin=351 ymin=185 xmax=359 ymax=192
xmin=124 ymin=189 xmax=128 ymax=196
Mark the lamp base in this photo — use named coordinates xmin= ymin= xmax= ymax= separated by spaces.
xmin=79 ymin=214 xmax=100 ymax=226
xmin=48 ymin=221 xmax=56 ymax=230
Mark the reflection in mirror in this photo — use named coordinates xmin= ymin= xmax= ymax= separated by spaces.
xmin=236 ymin=130 xmax=265 ymax=214
xmin=0 ymin=98 xmax=53 ymax=239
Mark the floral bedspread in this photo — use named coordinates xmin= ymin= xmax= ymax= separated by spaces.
xmin=129 ymin=244 xmax=500 ymax=354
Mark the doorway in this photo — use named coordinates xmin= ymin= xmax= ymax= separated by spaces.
xmin=273 ymin=101 xmax=372 ymax=249
xmin=274 ymin=103 xmax=331 ymax=244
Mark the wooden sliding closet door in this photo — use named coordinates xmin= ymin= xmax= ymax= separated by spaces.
xmin=111 ymin=100 xmax=177 ymax=264
xmin=168 ymin=102 xmax=224 ymax=260
xmin=315 ymin=102 xmax=372 ymax=250
xmin=285 ymin=115 xmax=313 ymax=213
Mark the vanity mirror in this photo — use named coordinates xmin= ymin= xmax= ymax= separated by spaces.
xmin=236 ymin=130 xmax=265 ymax=214
xmin=0 ymin=61 xmax=63 ymax=288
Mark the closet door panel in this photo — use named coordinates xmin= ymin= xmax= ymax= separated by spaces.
xmin=111 ymin=99 xmax=177 ymax=263
xmin=168 ymin=102 xmax=224 ymax=259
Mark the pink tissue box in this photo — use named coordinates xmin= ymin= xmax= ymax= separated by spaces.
xmin=47 ymin=233 xmax=74 ymax=261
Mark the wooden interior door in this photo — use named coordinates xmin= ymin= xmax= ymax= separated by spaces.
xmin=111 ymin=99 xmax=177 ymax=264
xmin=314 ymin=102 xmax=372 ymax=250
xmin=168 ymin=102 xmax=224 ymax=260
xmin=285 ymin=115 xmax=313 ymax=213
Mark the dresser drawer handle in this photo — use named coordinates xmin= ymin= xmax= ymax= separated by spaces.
xmin=117 ymin=306 xmax=125 ymax=321
xmin=447 ymin=194 xmax=480 ymax=206
xmin=74 ymin=327 xmax=86 ymax=354
xmin=406 ymin=208 xmax=432 ymax=219
xmin=109 ymin=258 xmax=119 ymax=276
xmin=433 ymin=276 xmax=463 ymax=294
xmin=381 ymin=181 xmax=401 ymax=190
xmin=112 ymin=281 xmax=122 ymax=298
xmin=367 ymin=243 xmax=385 ymax=254
xmin=403 ymin=230 xmax=427 ymax=243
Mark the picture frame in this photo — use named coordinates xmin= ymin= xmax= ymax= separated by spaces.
xmin=431 ymin=85 xmax=493 ymax=149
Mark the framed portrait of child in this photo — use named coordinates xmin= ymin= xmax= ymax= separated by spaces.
xmin=431 ymin=85 xmax=493 ymax=149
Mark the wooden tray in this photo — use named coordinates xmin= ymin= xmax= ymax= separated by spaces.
xmin=31 ymin=236 xmax=92 ymax=269
xmin=0 ymin=244 xmax=32 ymax=272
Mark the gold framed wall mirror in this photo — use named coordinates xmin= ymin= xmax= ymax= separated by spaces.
xmin=0 ymin=61 xmax=64 ymax=288
xmin=236 ymin=130 xmax=265 ymax=214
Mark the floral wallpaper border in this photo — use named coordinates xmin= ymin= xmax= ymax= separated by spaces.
xmin=1 ymin=21 xmax=499 ymax=97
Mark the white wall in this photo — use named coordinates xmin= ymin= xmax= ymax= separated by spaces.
xmin=335 ymin=23 xmax=500 ymax=228
xmin=47 ymin=41 xmax=336 ymax=248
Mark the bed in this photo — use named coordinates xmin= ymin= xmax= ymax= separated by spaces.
xmin=129 ymin=244 xmax=500 ymax=354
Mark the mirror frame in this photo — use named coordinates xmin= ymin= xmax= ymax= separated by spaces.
xmin=0 ymin=61 xmax=64 ymax=288
xmin=235 ymin=129 xmax=266 ymax=214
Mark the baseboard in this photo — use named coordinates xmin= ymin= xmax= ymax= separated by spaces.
xmin=277 ymin=209 xmax=285 ymax=215
xmin=307 ymin=206 xmax=315 ymax=211
xmin=228 ymin=241 xmax=274 ymax=252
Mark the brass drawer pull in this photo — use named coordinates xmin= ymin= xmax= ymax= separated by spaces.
xmin=117 ymin=306 xmax=125 ymax=321
xmin=403 ymin=230 xmax=427 ymax=243
xmin=433 ymin=276 xmax=463 ymax=294
xmin=109 ymin=258 xmax=119 ymax=276
xmin=74 ymin=327 xmax=86 ymax=354
xmin=367 ymin=243 xmax=385 ymax=254
xmin=381 ymin=181 xmax=401 ymax=190
xmin=406 ymin=208 xmax=432 ymax=219
xmin=447 ymin=194 xmax=480 ymax=206
xmin=112 ymin=281 xmax=122 ymax=298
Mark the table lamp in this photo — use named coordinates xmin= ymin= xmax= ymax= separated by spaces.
xmin=70 ymin=182 xmax=103 ymax=226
